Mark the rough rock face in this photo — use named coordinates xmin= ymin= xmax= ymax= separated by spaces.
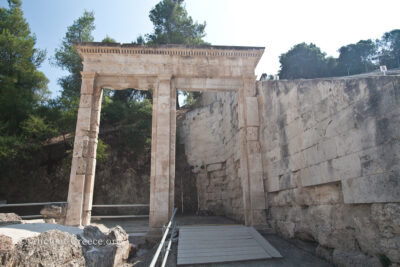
xmin=0 ymin=225 xmax=130 ymax=267
xmin=1 ymin=230 xmax=85 ymax=267
xmin=0 ymin=213 xmax=22 ymax=226
xmin=80 ymin=225 xmax=130 ymax=267
xmin=0 ymin=235 xmax=14 ymax=265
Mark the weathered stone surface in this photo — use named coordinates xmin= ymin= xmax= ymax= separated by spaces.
xmin=4 ymin=230 xmax=85 ymax=267
xmin=66 ymin=43 xmax=264 ymax=230
xmin=61 ymin=50 xmax=400 ymax=267
xmin=332 ymin=249 xmax=382 ymax=267
xmin=207 ymin=163 xmax=223 ymax=172
xmin=179 ymin=92 xmax=244 ymax=222
xmin=80 ymin=225 xmax=130 ymax=267
xmin=0 ymin=213 xmax=22 ymax=226
xmin=342 ymin=173 xmax=400 ymax=203
xmin=40 ymin=204 xmax=67 ymax=224
xmin=0 ymin=223 xmax=131 ymax=267
xmin=0 ymin=234 xmax=14 ymax=265
xmin=257 ymin=76 xmax=400 ymax=266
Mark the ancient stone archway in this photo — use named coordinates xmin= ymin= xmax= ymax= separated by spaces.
xmin=65 ymin=43 xmax=267 ymax=232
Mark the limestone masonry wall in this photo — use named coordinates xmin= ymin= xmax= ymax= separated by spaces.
xmin=258 ymin=77 xmax=400 ymax=265
xmin=180 ymin=76 xmax=400 ymax=266
xmin=179 ymin=92 xmax=243 ymax=221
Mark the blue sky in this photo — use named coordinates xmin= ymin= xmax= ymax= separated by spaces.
xmin=2 ymin=0 xmax=400 ymax=97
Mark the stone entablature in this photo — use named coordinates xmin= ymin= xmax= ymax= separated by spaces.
xmin=75 ymin=43 xmax=264 ymax=59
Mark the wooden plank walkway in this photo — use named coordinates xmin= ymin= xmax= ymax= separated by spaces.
xmin=177 ymin=225 xmax=282 ymax=265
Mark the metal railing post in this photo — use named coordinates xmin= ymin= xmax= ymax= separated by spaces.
xmin=149 ymin=208 xmax=178 ymax=267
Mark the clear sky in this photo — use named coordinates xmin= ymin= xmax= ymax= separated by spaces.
xmin=2 ymin=0 xmax=400 ymax=97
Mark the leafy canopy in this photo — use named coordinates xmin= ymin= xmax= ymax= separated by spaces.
xmin=278 ymin=43 xmax=333 ymax=79
xmin=378 ymin=29 xmax=400 ymax=68
xmin=53 ymin=11 xmax=95 ymax=100
xmin=0 ymin=0 xmax=49 ymax=134
xmin=145 ymin=0 xmax=207 ymax=45
xmin=337 ymin=39 xmax=376 ymax=76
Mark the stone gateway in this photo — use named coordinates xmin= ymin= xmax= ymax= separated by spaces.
xmin=65 ymin=43 xmax=267 ymax=233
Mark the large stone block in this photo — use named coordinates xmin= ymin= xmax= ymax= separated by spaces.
xmin=72 ymin=136 xmax=89 ymax=158
xmin=288 ymin=152 xmax=306 ymax=172
xmin=325 ymin=106 xmax=356 ymax=138
xmin=266 ymin=176 xmax=280 ymax=192
xmin=65 ymin=174 xmax=85 ymax=225
xmin=303 ymin=145 xmax=323 ymax=166
xmin=285 ymin=117 xmax=303 ymax=140
xmin=313 ymin=97 xmax=331 ymax=122
xmin=332 ymin=153 xmax=361 ymax=180
xmin=342 ymin=172 xmax=400 ymax=203
xmin=75 ymin=107 xmax=92 ymax=134
xmin=245 ymin=97 xmax=260 ymax=126
xmin=79 ymin=94 xmax=93 ymax=108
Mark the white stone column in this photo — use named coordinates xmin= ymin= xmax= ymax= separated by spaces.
xmin=65 ymin=72 xmax=102 ymax=226
xmin=238 ymin=77 xmax=267 ymax=226
xmin=149 ymin=75 xmax=176 ymax=232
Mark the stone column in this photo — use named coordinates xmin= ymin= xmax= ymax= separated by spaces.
xmin=238 ymin=77 xmax=267 ymax=226
xmin=149 ymin=75 xmax=176 ymax=233
xmin=65 ymin=72 xmax=103 ymax=226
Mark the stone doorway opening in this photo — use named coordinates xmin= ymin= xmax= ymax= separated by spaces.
xmin=91 ymin=88 xmax=152 ymax=220
xmin=177 ymin=91 xmax=242 ymax=220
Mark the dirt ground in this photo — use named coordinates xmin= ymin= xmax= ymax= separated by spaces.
xmin=121 ymin=215 xmax=332 ymax=267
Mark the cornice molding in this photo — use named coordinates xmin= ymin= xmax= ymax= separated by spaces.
xmin=74 ymin=43 xmax=264 ymax=59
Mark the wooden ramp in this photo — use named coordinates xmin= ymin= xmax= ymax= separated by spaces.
xmin=177 ymin=225 xmax=282 ymax=265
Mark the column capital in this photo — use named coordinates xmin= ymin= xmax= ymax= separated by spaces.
xmin=80 ymin=72 xmax=97 ymax=80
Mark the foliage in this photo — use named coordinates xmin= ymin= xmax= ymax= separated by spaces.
xmin=0 ymin=0 xmax=49 ymax=135
xmin=278 ymin=30 xmax=400 ymax=80
xmin=278 ymin=39 xmax=380 ymax=79
xmin=96 ymin=139 xmax=109 ymax=165
xmin=378 ymin=29 xmax=400 ymax=68
xmin=101 ymin=96 xmax=153 ymax=154
xmin=0 ymin=130 xmax=24 ymax=163
xmin=53 ymin=11 xmax=95 ymax=100
xmin=101 ymin=36 xmax=116 ymax=43
xmin=20 ymin=115 xmax=58 ymax=142
xmin=146 ymin=0 xmax=207 ymax=45
xmin=278 ymin=43 xmax=335 ymax=79
xmin=143 ymin=0 xmax=208 ymax=107
xmin=0 ymin=0 xmax=55 ymax=168
xmin=181 ymin=91 xmax=202 ymax=107
xmin=337 ymin=39 xmax=377 ymax=76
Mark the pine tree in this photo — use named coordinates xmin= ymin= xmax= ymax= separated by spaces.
xmin=0 ymin=0 xmax=48 ymax=134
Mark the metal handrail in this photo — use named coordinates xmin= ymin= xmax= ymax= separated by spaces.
xmin=0 ymin=202 xmax=150 ymax=220
xmin=0 ymin=201 xmax=67 ymax=207
xmin=161 ymin=222 xmax=176 ymax=267
xmin=149 ymin=208 xmax=178 ymax=267
xmin=20 ymin=215 xmax=43 ymax=219
xmin=91 ymin=203 xmax=150 ymax=219
xmin=91 ymin=215 xmax=149 ymax=219
xmin=92 ymin=204 xmax=149 ymax=208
